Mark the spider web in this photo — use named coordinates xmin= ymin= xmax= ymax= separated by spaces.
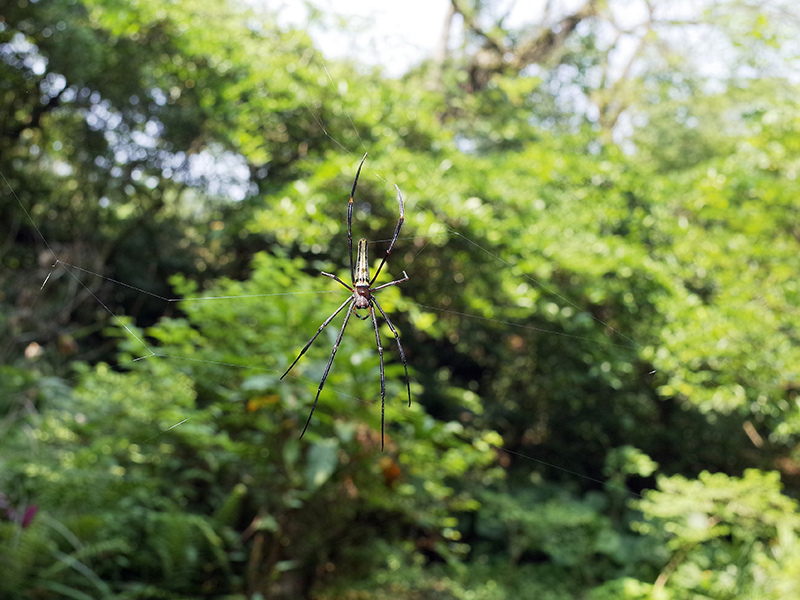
xmin=0 ymin=20 xmax=658 ymax=499
xmin=3 ymin=186 xmax=650 ymax=498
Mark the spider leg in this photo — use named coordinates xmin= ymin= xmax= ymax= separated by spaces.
xmin=372 ymin=296 xmax=412 ymax=409
xmin=368 ymin=303 xmax=387 ymax=450
xmin=348 ymin=153 xmax=368 ymax=283
xmin=281 ymin=296 xmax=353 ymax=380
xmin=299 ymin=298 xmax=356 ymax=439
xmin=371 ymin=270 xmax=409 ymax=292
xmin=321 ymin=271 xmax=353 ymax=291
xmin=369 ymin=184 xmax=404 ymax=286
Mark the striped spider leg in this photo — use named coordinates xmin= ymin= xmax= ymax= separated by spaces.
xmin=281 ymin=154 xmax=411 ymax=450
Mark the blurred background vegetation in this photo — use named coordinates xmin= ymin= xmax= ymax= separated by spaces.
xmin=2 ymin=0 xmax=800 ymax=598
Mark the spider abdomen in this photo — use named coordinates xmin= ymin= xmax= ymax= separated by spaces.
xmin=354 ymin=238 xmax=371 ymax=286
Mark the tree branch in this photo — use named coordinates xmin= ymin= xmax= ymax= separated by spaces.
xmin=451 ymin=0 xmax=599 ymax=93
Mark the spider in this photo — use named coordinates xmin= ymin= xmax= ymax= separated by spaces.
xmin=281 ymin=153 xmax=411 ymax=450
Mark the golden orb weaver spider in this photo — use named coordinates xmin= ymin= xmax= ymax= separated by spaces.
xmin=281 ymin=154 xmax=411 ymax=450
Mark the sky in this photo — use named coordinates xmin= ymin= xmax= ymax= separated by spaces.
xmin=271 ymin=0 xmax=595 ymax=77
xmin=276 ymin=0 xmax=453 ymax=76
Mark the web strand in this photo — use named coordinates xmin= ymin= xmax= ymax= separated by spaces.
xmin=56 ymin=261 xmax=339 ymax=303
xmin=2 ymin=170 xmax=59 ymax=263
xmin=443 ymin=227 xmax=642 ymax=349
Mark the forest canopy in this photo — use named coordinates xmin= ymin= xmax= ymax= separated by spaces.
xmin=2 ymin=0 xmax=800 ymax=598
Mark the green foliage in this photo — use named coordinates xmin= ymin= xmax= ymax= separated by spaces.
xmin=0 ymin=364 xmax=234 ymax=598
xmin=3 ymin=0 xmax=800 ymax=598
xmin=634 ymin=470 xmax=800 ymax=599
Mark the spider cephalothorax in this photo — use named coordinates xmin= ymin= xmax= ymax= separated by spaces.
xmin=281 ymin=154 xmax=411 ymax=450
